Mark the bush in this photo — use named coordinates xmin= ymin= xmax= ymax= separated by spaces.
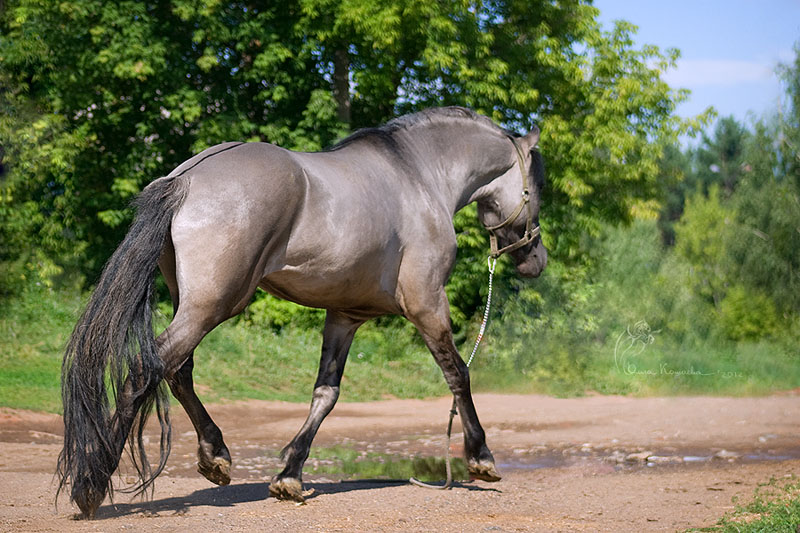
xmin=718 ymin=285 xmax=780 ymax=341
xmin=241 ymin=292 xmax=325 ymax=332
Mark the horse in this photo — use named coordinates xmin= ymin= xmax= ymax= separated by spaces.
xmin=56 ymin=106 xmax=547 ymax=518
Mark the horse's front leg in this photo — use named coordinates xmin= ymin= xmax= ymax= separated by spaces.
xmin=405 ymin=288 xmax=501 ymax=482
xmin=269 ymin=311 xmax=363 ymax=502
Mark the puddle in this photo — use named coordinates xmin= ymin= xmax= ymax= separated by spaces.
xmin=305 ymin=446 xmax=469 ymax=482
xmin=682 ymin=456 xmax=710 ymax=463
xmin=162 ymin=438 xmax=800 ymax=481
xmin=742 ymin=453 xmax=798 ymax=462
xmin=498 ymin=454 xmax=565 ymax=471
xmin=494 ymin=446 xmax=800 ymax=472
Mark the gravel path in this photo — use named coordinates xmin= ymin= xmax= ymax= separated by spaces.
xmin=1 ymin=392 xmax=799 ymax=532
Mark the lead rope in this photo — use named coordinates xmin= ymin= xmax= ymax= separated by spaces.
xmin=410 ymin=256 xmax=497 ymax=490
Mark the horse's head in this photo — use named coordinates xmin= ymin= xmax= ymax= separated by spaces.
xmin=477 ymin=126 xmax=547 ymax=278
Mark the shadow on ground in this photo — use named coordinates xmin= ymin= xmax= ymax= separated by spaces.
xmin=90 ymin=479 xmax=499 ymax=519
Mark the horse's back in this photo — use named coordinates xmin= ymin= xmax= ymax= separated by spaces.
xmin=162 ymin=140 xmax=442 ymax=317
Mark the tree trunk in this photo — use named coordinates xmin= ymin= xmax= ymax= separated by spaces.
xmin=333 ymin=48 xmax=351 ymax=126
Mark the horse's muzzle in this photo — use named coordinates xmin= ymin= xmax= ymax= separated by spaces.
xmin=516 ymin=242 xmax=547 ymax=278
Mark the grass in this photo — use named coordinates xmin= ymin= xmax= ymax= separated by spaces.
xmin=0 ymin=285 xmax=449 ymax=413
xmin=467 ymin=330 xmax=800 ymax=399
xmin=0 ymin=285 xmax=85 ymax=412
xmin=579 ymin=336 xmax=800 ymax=397
xmin=689 ymin=475 xmax=800 ymax=532
xmin=188 ymin=317 xmax=448 ymax=404
xmin=1 ymin=278 xmax=799 ymax=414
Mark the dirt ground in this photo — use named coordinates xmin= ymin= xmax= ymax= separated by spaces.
xmin=1 ymin=392 xmax=799 ymax=532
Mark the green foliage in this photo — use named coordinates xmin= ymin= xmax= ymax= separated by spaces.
xmin=475 ymin=258 xmax=598 ymax=396
xmin=241 ymin=292 xmax=325 ymax=332
xmin=655 ymin=143 xmax=693 ymax=245
xmin=777 ymin=43 xmax=800 ymax=186
xmin=693 ymin=116 xmax=750 ymax=195
xmin=1 ymin=0 xmax=346 ymax=287
xmin=726 ymin=158 xmax=800 ymax=315
xmin=663 ymin=79 xmax=800 ymax=342
xmin=0 ymin=284 xmax=85 ymax=412
xmin=674 ymin=185 xmax=735 ymax=307
xmin=471 ymin=220 xmax=800 ymax=397
xmin=1 ymin=0 xmax=697 ymax=317
xmin=718 ymin=286 xmax=780 ymax=342
xmin=695 ymin=475 xmax=800 ymax=533
xmin=0 ymin=283 xmax=444 ymax=412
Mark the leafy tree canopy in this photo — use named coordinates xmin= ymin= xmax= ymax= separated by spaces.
xmin=659 ymin=44 xmax=800 ymax=339
xmin=1 ymin=1 xmax=704 ymax=316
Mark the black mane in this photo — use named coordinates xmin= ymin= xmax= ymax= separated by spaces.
xmin=327 ymin=106 xmax=513 ymax=152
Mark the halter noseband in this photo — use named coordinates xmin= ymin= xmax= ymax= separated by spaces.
xmin=485 ymin=137 xmax=540 ymax=259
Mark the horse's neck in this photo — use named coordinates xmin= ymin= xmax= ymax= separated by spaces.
xmin=400 ymin=125 xmax=514 ymax=216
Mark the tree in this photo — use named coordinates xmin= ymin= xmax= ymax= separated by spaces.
xmin=655 ymin=143 xmax=691 ymax=245
xmin=666 ymin=45 xmax=800 ymax=340
xmin=674 ymin=185 xmax=734 ymax=308
xmin=778 ymin=43 xmax=800 ymax=186
xmin=656 ymin=115 xmax=747 ymax=249
xmin=1 ymin=1 xmax=346 ymax=288
xmin=724 ymin=116 xmax=800 ymax=317
xmin=1 ymin=0 xmax=700 ymax=319
xmin=693 ymin=116 xmax=750 ymax=196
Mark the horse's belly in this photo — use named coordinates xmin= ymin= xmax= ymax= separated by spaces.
xmin=259 ymin=266 xmax=402 ymax=317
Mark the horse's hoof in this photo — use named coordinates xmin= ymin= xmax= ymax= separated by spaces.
xmin=468 ymin=459 xmax=502 ymax=482
xmin=197 ymin=455 xmax=231 ymax=486
xmin=269 ymin=477 xmax=305 ymax=502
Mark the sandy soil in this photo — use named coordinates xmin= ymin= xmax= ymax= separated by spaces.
xmin=1 ymin=392 xmax=799 ymax=532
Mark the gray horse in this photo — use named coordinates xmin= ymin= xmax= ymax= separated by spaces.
xmin=57 ymin=106 xmax=547 ymax=518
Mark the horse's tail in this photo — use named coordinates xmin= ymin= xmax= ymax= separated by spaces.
xmin=56 ymin=175 xmax=189 ymax=518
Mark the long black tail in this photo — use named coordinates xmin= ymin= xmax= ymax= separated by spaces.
xmin=56 ymin=175 xmax=189 ymax=518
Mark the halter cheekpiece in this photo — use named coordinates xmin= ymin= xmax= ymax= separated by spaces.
xmin=485 ymin=137 xmax=540 ymax=259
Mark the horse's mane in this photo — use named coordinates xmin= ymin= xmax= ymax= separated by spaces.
xmin=327 ymin=106 xmax=514 ymax=152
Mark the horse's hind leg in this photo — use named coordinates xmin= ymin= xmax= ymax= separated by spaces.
xmin=167 ymin=355 xmax=232 ymax=485
xmin=270 ymin=311 xmax=363 ymax=502
xmin=83 ymin=303 xmax=219 ymax=515
xmin=160 ymin=244 xmax=231 ymax=485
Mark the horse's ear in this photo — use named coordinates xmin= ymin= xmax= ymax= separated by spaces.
xmin=523 ymin=125 xmax=540 ymax=149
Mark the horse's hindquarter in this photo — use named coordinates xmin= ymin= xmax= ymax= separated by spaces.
xmin=169 ymin=142 xmax=308 ymax=315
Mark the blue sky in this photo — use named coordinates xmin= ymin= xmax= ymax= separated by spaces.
xmin=595 ymin=0 xmax=800 ymax=126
